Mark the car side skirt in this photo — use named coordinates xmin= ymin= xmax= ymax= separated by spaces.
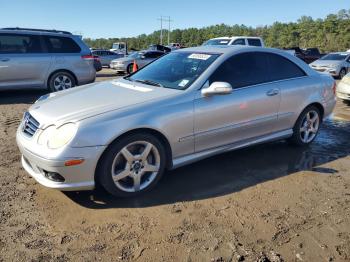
xmin=171 ymin=129 xmax=293 ymax=169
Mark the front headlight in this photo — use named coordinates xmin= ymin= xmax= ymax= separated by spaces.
xmin=38 ymin=123 xmax=77 ymax=149
xmin=35 ymin=93 xmax=56 ymax=103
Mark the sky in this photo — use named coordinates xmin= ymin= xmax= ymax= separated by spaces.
xmin=0 ymin=0 xmax=349 ymax=39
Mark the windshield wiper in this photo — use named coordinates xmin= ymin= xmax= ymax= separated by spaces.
xmin=134 ymin=79 xmax=164 ymax=87
xmin=124 ymin=76 xmax=134 ymax=82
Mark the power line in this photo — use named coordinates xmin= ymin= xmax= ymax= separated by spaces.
xmin=157 ymin=16 xmax=173 ymax=45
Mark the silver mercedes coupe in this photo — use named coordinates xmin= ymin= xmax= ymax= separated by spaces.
xmin=17 ymin=46 xmax=336 ymax=197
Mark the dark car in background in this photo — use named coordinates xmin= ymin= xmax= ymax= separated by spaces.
xmin=148 ymin=44 xmax=171 ymax=53
xmin=93 ymin=55 xmax=102 ymax=72
xmin=0 ymin=27 xmax=96 ymax=92
xmin=285 ymin=47 xmax=326 ymax=64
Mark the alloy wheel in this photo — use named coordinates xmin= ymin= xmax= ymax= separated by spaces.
xmin=53 ymin=75 xmax=73 ymax=91
xmin=299 ymin=110 xmax=320 ymax=143
xmin=111 ymin=141 xmax=160 ymax=192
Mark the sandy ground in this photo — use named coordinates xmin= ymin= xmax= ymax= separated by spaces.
xmin=0 ymin=69 xmax=350 ymax=262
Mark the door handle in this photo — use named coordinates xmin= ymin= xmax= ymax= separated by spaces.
xmin=0 ymin=58 xmax=10 ymax=62
xmin=266 ymin=89 xmax=279 ymax=96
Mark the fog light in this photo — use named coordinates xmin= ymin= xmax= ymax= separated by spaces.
xmin=44 ymin=171 xmax=65 ymax=182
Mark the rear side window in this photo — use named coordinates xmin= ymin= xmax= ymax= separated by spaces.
xmin=145 ymin=52 xmax=163 ymax=59
xmin=267 ymin=53 xmax=306 ymax=81
xmin=231 ymin=39 xmax=245 ymax=46
xmin=247 ymin=39 xmax=262 ymax=46
xmin=44 ymin=36 xmax=81 ymax=53
xmin=210 ymin=52 xmax=269 ymax=89
xmin=0 ymin=34 xmax=43 ymax=54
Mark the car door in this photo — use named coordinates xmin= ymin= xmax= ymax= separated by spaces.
xmin=101 ymin=51 xmax=113 ymax=66
xmin=194 ymin=52 xmax=281 ymax=152
xmin=266 ymin=53 xmax=318 ymax=131
xmin=0 ymin=33 xmax=52 ymax=89
xmin=139 ymin=52 xmax=157 ymax=67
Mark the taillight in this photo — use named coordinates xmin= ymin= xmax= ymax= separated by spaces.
xmin=81 ymin=55 xmax=94 ymax=60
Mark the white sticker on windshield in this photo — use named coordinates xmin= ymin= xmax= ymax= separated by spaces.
xmin=220 ymin=40 xmax=229 ymax=44
xmin=188 ymin=53 xmax=212 ymax=60
xmin=178 ymin=79 xmax=189 ymax=87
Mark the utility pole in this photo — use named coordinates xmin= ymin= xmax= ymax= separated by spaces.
xmin=158 ymin=16 xmax=172 ymax=45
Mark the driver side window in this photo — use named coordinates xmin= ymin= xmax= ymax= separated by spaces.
xmin=209 ymin=52 xmax=269 ymax=89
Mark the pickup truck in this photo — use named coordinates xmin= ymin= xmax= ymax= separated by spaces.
xmin=284 ymin=47 xmax=326 ymax=64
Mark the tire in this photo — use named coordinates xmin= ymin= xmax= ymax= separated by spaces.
xmin=288 ymin=106 xmax=321 ymax=146
xmin=48 ymin=71 xmax=76 ymax=92
xmin=96 ymin=133 xmax=166 ymax=197
xmin=126 ymin=63 xmax=137 ymax=74
xmin=339 ymin=68 xmax=347 ymax=79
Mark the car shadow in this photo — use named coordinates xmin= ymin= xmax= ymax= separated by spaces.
xmin=0 ymin=90 xmax=47 ymax=105
xmin=64 ymin=118 xmax=350 ymax=209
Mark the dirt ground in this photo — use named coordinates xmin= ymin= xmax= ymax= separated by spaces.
xmin=1 ymin=69 xmax=350 ymax=262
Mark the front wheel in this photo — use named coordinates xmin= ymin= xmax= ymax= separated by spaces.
xmin=289 ymin=106 xmax=321 ymax=146
xmin=96 ymin=134 xmax=166 ymax=197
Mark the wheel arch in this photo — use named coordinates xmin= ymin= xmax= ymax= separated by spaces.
xmin=47 ymin=69 xmax=78 ymax=88
xmin=300 ymin=102 xmax=324 ymax=122
xmin=95 ymin=127 xmax=174 ymax=183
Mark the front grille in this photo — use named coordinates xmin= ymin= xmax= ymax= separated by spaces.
xmin=22 ymin=112 xmax=40 ymax=137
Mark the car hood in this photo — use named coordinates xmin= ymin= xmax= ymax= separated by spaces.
xmin=311 ymin=60 xmax=343 ymax=67
xmin=29 ymin=79 xmax=181 ymax=127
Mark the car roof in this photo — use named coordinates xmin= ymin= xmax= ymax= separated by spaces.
xmin=328 ymin=52 xmax=350 ymax=55
xmin=0 ymin=28 xmax=76 ymax=37
xmin=176 ymin=45 xmax=264 ymax=54
xmin=210 ymin=36 xmax=262 ymax=40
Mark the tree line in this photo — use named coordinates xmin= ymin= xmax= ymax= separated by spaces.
xmin=84 ymin=9 xmax=350 ymax=53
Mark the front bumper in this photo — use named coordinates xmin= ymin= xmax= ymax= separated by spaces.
xmin=110 ymin=63 xmax=126 ymax=71
xmin=17 ymin=130 xmax=106 ymax=191
xmin=311 ymin=67 xmax=339 ymax=76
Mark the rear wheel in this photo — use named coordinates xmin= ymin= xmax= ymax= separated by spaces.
xmin=339 ymin=68 xmax=347 ymax=79
xmin=289 ymin=106 xmax=321 ymax=146
xmin=48 ymin=71 xmax=76 ymax=92
xmin=97 ymin=133 xmax=166 ymax=197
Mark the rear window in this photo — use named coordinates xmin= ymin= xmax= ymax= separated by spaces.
xmin=267 ymin=53 xmax=306 ymax=81
xmin=44 ymin=36 xmax=81 ymax=53
xmin=203 ymin=39 xmax=230 ymax=46
xmin=0 ymin=33 xmax=43 ymax=54
xmin=247 ymin=38 xmax=262 ymax=47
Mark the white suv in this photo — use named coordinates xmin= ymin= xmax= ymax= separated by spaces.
xmin=203 ymin=36 xmax=264 ymax=47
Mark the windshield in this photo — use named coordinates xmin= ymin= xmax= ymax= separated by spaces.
xmin=112 ymin=43 xmax=125 ymax=49
xmin=320 ymin=53 xmax=348 ymax=61
xmin=127 ymin=52 xmax=220 ymax=90
xmin=203 ymin=39 xmax=230 ymax=46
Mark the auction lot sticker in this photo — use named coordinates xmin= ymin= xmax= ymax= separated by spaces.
xmin=188 ymin=53 xmax=212 ymax=60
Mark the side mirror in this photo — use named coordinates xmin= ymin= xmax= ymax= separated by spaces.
xmin=141 ymin=55 xmax=146 ymax=59
xmin=201 ymin=82 xmax=232 ymax=96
